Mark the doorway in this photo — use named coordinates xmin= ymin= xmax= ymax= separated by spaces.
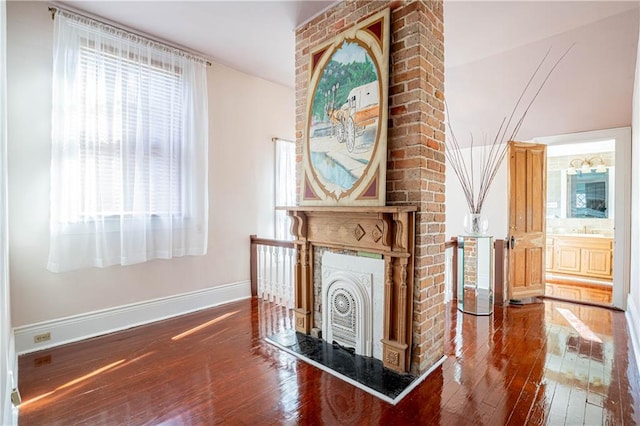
xmin=534 ymin=128 xmax=631 ymax=309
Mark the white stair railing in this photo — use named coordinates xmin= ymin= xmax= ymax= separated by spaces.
xmin=251 ymin=236 xmax=295 ymax=309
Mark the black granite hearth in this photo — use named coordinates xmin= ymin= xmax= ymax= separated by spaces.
xmin=266 ymin=329 xmax=420 ymax=404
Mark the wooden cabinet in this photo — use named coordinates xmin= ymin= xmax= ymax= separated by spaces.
xmin=581 ymin=246 xmax=612 ymax=277
xmin=556 ymin=243 xmax=582 ymax=274
xmin=546 ymin=235 xmax=613 ymax=280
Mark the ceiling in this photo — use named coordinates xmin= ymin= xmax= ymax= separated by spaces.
xmin=57 ymin=0 xmax=336 ymax=88
xmin=445 ymin=1 xmax=639 ymax=68
xmin=58 ymin=1 xmax=639 ymax=89
xmin=445 ymin=2 xmax=639 ymax=142
xmin=57 ymin=1 xmax=639 ymax=143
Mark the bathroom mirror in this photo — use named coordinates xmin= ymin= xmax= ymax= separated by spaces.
xmin=567 ymin=170 xmax=609 ymax=218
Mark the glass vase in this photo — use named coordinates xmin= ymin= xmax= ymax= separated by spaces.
xmin=464 ymin=212 xmax=488 ymax=235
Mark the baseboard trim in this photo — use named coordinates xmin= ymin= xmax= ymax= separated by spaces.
xmin=2 ymin=333 xmax=17 ymax=425
xmin=626 ymin=296 xmax=640 ymax=375
xmin=14 ymin=281 xmax=250 ymax=355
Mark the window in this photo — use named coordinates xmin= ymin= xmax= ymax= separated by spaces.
xmin=48 ymin=10 xmax=209 ymax=272
xmin=274 ymin=138 xmax=296 ymax=240
xmin=71 ymin=44 xmax=184 ymax=219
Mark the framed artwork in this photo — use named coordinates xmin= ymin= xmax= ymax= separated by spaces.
xmin=300 ymin=8 xmax=390 ymax=206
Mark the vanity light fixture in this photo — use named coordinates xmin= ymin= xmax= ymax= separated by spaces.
xmin=567 ymin=156 xmax=606 ymax=174
xmin=580 ymin=162 xmax=591 ymax=174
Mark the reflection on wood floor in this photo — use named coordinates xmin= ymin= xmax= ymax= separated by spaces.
xmin=546 ymin=280 xmax=612 ymax=305
xmin=18 ymin=297 xmax=640 ymax=425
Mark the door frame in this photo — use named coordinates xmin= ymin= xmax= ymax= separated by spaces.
xmin=534 ymin=127 xmax=631 ymax=310
xmin=0 ymin=1 xmax=17 ymax=423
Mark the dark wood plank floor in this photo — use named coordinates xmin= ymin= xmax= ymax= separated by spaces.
xmin=545 ymin=280 xmax=612 ymax=305
xmin=18 ymin=298 xmax=640 ymax=425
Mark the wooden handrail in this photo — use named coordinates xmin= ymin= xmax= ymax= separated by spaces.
xmin=250 ymin=235 xmax=295 ymax=249
xmin=250 ymin=235 xmax=296 ymax=297
xmin=250 ymin=235 xmax=505 ymax=305
xmin=444 ymin=238 xmax=457 ymax=250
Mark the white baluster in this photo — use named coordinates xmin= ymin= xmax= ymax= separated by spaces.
xmin=264 ymin=245 xmax=270 ymax=302
xmin=282 ymin=247 xmax=288 ymax=309
xmin=275 ymin=246 xmax=282 ymax=305
xmin=287 ymin=247 xmax=294 ymax=309
xmin=258 ymin=244 xmax=266 ymax=300
xmin=259 ymin=293 xmax=266 ymax=337
xmin=263 ymin=245 xmax=270 ymax=301
xmin=269 ymin=246 xmax=277 ymax=303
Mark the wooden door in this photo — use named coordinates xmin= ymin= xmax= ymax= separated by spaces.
xmin=508 ymin=141 xmax=546 ymax=301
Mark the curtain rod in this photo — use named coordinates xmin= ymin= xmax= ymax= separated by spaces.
xmin=47 ymin=5 xmax=212 ymax=67
xmin=272 ymin=137 xmax=295 ymax=143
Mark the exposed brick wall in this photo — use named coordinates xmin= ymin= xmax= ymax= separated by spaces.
xmin=295 ymin=0 xmax=445 ymax=374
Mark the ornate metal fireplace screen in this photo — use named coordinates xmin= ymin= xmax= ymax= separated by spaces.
xmin=285 ymin=206 xmax=416 ymax=373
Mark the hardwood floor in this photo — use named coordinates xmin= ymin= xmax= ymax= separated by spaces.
xmin=545 ymin=274 xmax=613 ymax=306
xmin=18 ymin=298 xmax=640 ymax=425
xmin=545 ymin=281 xmax=613 ymax=305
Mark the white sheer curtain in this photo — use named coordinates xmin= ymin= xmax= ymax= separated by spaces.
xmin=274 ymin=139 xmax=295 ymax=240
xmin=48 ymin=10 xmax=209 ymax=272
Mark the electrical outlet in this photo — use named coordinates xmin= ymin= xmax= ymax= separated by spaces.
xmin=34 ymin=332 xmax=51 ymax=343
xmin=11 ymin=388 xmax=21 ymax=406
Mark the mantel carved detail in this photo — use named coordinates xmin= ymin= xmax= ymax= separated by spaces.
xmin=286 ymin=206 xmax=416 ymax=373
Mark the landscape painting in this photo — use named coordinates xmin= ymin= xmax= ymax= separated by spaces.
xmin=301 ymin=9 xmax=389 ymax=206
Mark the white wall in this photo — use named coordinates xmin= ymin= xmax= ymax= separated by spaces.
xmin=628 ymin=9 xmax=640 ymax=374
xmin=0 ymin=1 xmax=16 ymax=423
xmin=6 ymin=2 xmax=294 ymax=328
xmin=446 ymin=9 xmax=639 ymax=146
xmin=445 ymin=145 xmax=508 ymax=240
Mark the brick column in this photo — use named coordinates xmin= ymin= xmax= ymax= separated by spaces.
xmin=295 ymin=0 xmax=445 ymax=374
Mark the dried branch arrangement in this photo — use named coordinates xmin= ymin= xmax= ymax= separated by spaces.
xmin=445 ymin=45 xmax=574 ymax=214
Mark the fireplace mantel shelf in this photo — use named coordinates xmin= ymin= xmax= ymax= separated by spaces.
xmin=280 ymin=205 xmax=417 ymax=213
xmin=285 ymin=205 xmax=416 ymax=373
